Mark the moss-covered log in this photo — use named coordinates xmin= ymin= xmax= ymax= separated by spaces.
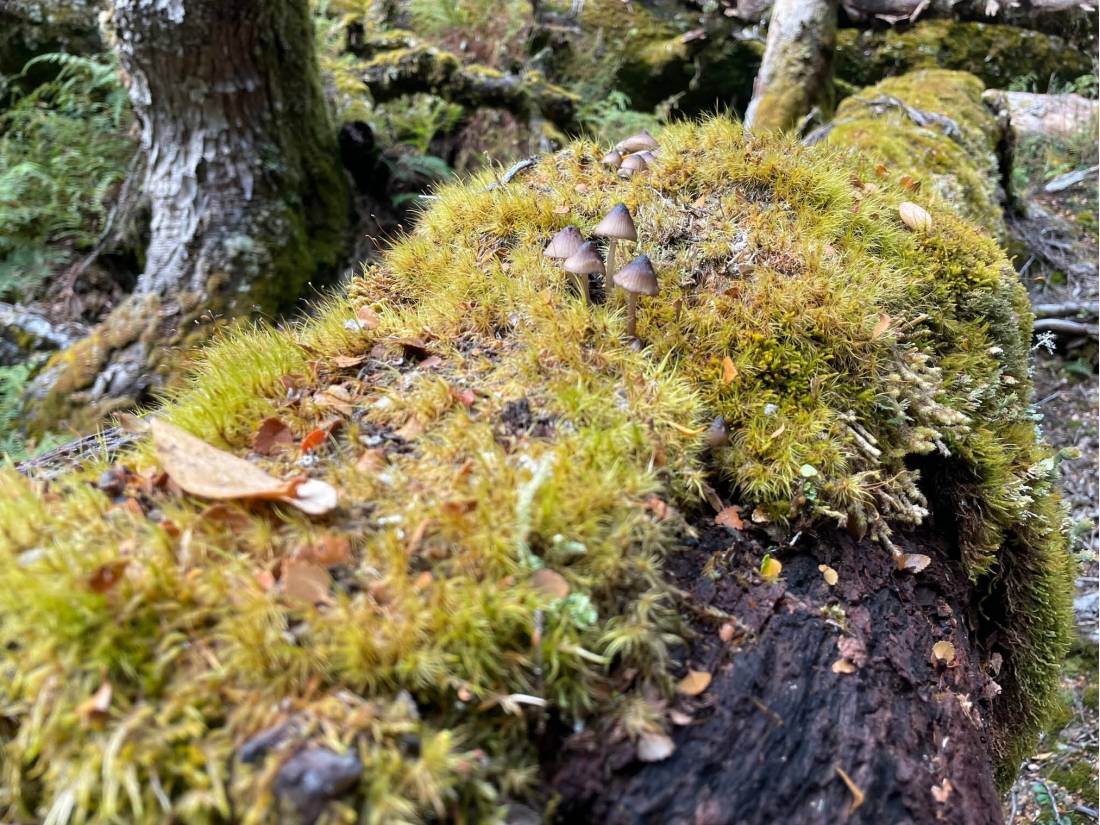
xmin=22 ymin=0 xmax=350 ymax=436
xmin=0 ymin=98 xmax=1072 ymax=822
xmin=745 ymin=0 xmax=838 ymax=133
xmin=359 ymin=35 xmax=580 ymax=134
xmin=836 ymin=19 xmax=1095 ymax=91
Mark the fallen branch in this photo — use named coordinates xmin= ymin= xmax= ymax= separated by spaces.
xmin=1032 ymin=318 xmax=1099 ymax=337
xmin=1032 ymin=300 xmax=1098 ymax=319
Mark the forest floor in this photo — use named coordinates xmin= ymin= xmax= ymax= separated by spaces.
xmin=1004 ymin=132 xmax=1098 ymax=825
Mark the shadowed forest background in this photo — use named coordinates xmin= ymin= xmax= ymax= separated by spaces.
xmin=0 ymin=1 xmax=1097 ymax=823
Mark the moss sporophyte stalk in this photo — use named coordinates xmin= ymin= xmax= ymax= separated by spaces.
xmin=0 ymin=82 xmax=1072 ymax=820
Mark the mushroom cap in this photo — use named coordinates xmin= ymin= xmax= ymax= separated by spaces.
xmin=593 ymin=203 xmax=637 ymax=242
xmin=620 ymin=153 xmax=648 ymax=172
xmin=564 ymin=241 xmax=606 ymax=276
xmin=600 ymin=150 xmax=623 ymax=169
xmin=615 ymin=130 xmax=659 ymax=154
xmin=543 ymin=225 xmax=585 ymax=260
xmin=634 ymin=150 xmax=656 ymax=164
xmin=613 ymin=254 xmax=658 ymax=296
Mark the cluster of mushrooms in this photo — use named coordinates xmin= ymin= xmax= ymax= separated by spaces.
xmin=542 ymin=130 xmax=661 ymax=343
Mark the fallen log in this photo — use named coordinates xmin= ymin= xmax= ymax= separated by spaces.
xmin=0 ymin=85 xmax=1072 ymax=825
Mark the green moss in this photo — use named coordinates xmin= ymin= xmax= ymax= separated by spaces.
xmin=1050 ymin=761 xmax=1099 ymax=807
xmin=827 ymin=70 xmax=1005 ymax=237
xmin=0 ymin=114 xmax=1072 ymax=821
xmin=836 ymin=20 xmax=1094 ymax=91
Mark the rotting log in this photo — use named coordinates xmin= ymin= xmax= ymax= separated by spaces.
xmin=0 ymin=87 xmax=1073 ymax=824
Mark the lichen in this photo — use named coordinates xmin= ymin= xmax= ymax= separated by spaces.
xmin=0 ymin=113 xmax=1072 ymax=821
xmin=836 ymin=20 xmax=1094 ymax=92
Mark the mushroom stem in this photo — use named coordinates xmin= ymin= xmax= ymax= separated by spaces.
xmin=625 ymin=292 xmax=639 ymax=339
xmin=606 ymin=238 xmax=618 ymax=280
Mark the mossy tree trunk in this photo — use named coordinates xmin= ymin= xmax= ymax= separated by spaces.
xmin=745 ymin=0 xmax=838 ymax=133
xmin=23 ymin=0 xmax=349 ymax=434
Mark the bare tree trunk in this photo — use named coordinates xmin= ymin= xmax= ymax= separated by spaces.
xmin=745 ymin=0 xmax=838 ymax=133
xmin=24 ymin=0 xmax=349 ymax=433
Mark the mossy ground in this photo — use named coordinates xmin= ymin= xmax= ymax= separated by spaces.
xmin=0 ymin=109 xmax=1073 ymax=821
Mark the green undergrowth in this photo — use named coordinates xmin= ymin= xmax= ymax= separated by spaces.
xmin=0 ymin=109 xmax=1073 ymax=821
xmin=827 ymin=69 xmax=1005 ymax=237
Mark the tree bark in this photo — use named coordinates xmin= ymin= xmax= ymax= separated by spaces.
xmin=745 ymin=0 xmax=838 ymax=133
xmin=24 ymin=0 xmax=349 ymax=433
xmin=551 ymin=516 xmax=1007 ymax=825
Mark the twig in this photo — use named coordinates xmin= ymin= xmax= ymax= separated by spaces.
xmin=1032 ymin=301 xmax=1098 ymax=319
xmin=1033 ymin=318 xmax=1099 ymax=338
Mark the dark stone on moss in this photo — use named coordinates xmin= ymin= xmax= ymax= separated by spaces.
xmin=274 ymin=747 xmax=362 ymax=825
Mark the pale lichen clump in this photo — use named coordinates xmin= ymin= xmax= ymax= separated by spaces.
xmin=0 ymin=110 xmax=1072 ymax=821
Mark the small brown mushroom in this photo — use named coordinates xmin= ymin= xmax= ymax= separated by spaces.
xmin=615 ymin=130 xmax=659 ymax=154
xmin=618 ymin=153 xmax=648 ymax=179
xmin=634 ymin=150 xmax=657 ymax=164
xmin=563 ymin=241 xmax=605 ymax=304
xmin=613 ymin=254 xmax=658 ymax=339
xmin=593 ymin=203 xmax=637 ymax=280
xmin=601 ymin=149 xmax=623 ymax=170
xmin=543 ymin=226 xmax=585 ymax=261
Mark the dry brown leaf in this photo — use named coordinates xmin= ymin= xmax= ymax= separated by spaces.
xmin=900 ymin=553 xmax=932 ymax=573
xmin=413 ymin=570 xmax=433 ymax=591
xmin=636 ymin=732 xmax=675 ymax=763
xmin=931 ymin=640 xmax=956 ymax=665
xmin=301 ymin=535 xmax=352 ymax=566
xmin=715 ymin=506 xmax=745 ymax=531
xmin=450 ymin=386 xmax=477 ymax=407
xmin=332 ymin=354 xmax=366 ymax=368
xmin=676 ymin=670 xmax=712 ymax=696
xmin=899 ymin=174 xmax=920 ymax=192
xmin=836 ymin=766 xmax=865 ymax=814
xmin=282 ymin=559 xmax=332 ymax=605
xmin=77 ymin=681 xmax=113 ymax=721
xmin=252 ymin=417 xmax=294 ymax=456
xmin=86 ymin=560 xmax=129 ymax=593
xmin=931 ymin=777 xmax=953 ymax=803
xmin=831 ymin=659 xmax=857 ymax=674
xmin=899 ymin=201 xmax=933 ymax=231
xmin=819 ymin=564 xmax=839 ymax=586
xmin=441 ymin=498 xmax=478 ymax=517
xmin=872 ymin=313 xmax=892 ymax=339
xmin=406 ymin=518 xmax=430 ymax=554
xmin=720 ymin=355 xmax=738 ymax=384
xmin=356 ymin=449 xmax=387 ymax=473
xmin=530 ymin=568 xmax=570 ymax=600
xmin=874 ymin=163 xmax=888 ymax=178
xmin=396 ymin=416 xmax=426 ymax=440
xmin=644 ymin=496 xmax=670 ymax=521
xmin=751 ymin=506 xmax=770 ymax=524
xmin=355 ymin=305 xmax=381 ymax=329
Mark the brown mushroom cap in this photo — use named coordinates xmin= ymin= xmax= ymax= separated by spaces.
xmin=600 ymin=150 xmax=623 ymax=169
xmin=634 ymin=150 xmax=657 ymax=164
xmin=613 ymin=254 xmax=658 ymax=296
xmin=615 ymin=130 xmax=659 ymax=154
xmin=543 ymin=226 xmax=585 ymax=260
xmin=564 ymin=241 xmax=606 ymax=275
xmin=593 ymin=203 xmax=637 ymax=242
xmin=620 ymin=154 xmax=648 ymax=172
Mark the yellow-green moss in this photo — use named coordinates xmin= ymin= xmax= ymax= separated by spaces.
xmin=836 ymin=20 xmax=1094 ymax=91
xmin=827 ymin=69 xmax=1005 ymax=237
xmin=0 ymin=114 xmax=1072 ymax=821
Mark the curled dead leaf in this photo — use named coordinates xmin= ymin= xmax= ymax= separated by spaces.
xmin=77 ymin=681 xmax=113 ymax=721
xmin=720 ymin=355 xmax=738 ymax=385
xmin=931 ymin=640 xmax=956 ymax=666
xmin=636 ymin=732 xmax=675 ymax=763
xmin=899 ymin=201 xmax=933 ymax=231
xmin=449 ymin=386 xmax=477 ymax=407
xmin=872 ymin=313 xmax=892 ymax=339
xmin=282 ymin=559 xmax=332 ymax=605
xmin=530 ymin=568 xmax=570 ymax=600
xmin=676 ymin=670 xmax=712 ymax=696
xmin=874 ymin=163 xmax=888 ymax=178
xmin=332 ymin=354 xmax=366 ymax=369
xmin=899 ymin=553 xmax=932 ymax=573
xmin=831 ymin=658 xmax=857 ymax=674
xmin=818 ymin=564 xmax=839 ymax=586
xmin=355 ymin=305 xmax=381 ymax=329
xmin=714 ymin=506 xmax=744 ymax=531
xmin=252 ymin=417 xmax=294 ymax=456
xmin=899 ymin=174 xmax=921 ymax=192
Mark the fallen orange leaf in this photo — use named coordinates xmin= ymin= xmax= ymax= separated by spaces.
xmin=721 ymin=355 xmax=738 ymax=384
xmin=252 ymin=416 xmax=294 ymax=455
xmin=676 ymin=670 xmax=712 ymax=696
xmin=282 ymin=558 xmax=332 ymax=605
xmin=715 ymin=506 xmax=744 ymax=531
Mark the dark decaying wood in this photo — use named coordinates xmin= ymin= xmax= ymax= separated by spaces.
xmin=550 ymin=514 xmax=1006 ymax=824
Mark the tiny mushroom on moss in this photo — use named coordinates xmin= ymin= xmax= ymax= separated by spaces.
xmin=593 ymin=203 xmax=637 ymax=280
xmin=618 ymin=153 xmax=648 ymax=179
xmin=601 ymin=149 xmax=623 ymax=170
xmin=543 ymin=225 xmax=585 ymax=261
xmin=615 ymin=130 xmax=659 ymax=154
xmin=613 ymin=254 xmax=659 ymax=340
xmin=563 ymin=241 xmax=605 ymax=304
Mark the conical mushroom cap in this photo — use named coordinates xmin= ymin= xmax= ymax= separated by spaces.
xmin=615 ymin=130 xmax=659 ymax=154
xmin=564 ymin=241 xmax=606 ymax=275
xmin=593 ymin=203 xmax=637 ymax=242
xmin=613 ymin=254 xmax=658 ymax=296
xmin=543 ymin=225 xmax=585 ymax=260
xmin=601 ymin=150 xmax=623 ymax=169
xmin=620 ymin=153 xmax=647 ymax=172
